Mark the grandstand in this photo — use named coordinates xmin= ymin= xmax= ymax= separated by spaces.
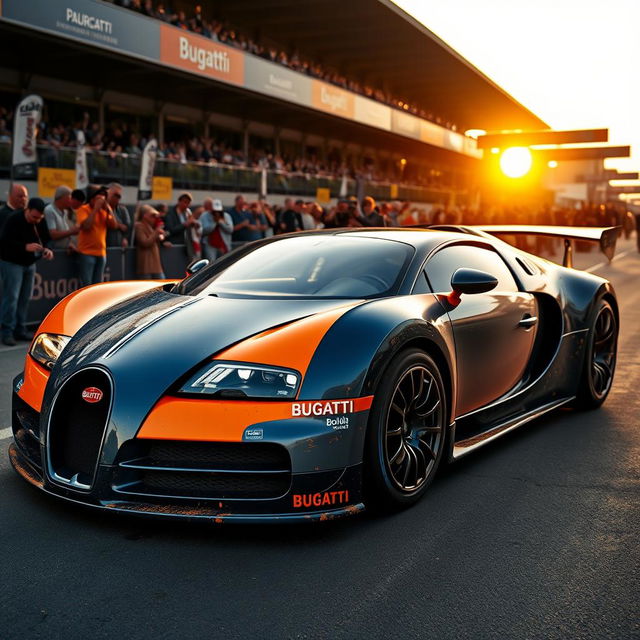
xmin=0 ymin=0 xmax=547 ymax=206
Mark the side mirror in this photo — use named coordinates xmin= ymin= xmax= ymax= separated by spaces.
xmin=185 ymin=258 xmax=209 ymax=277
xmin=448 ymin=268 xmax=498 ymax=305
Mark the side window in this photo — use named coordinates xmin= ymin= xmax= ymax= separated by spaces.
xmin=424 ymin=244 xmax=518 ymax=293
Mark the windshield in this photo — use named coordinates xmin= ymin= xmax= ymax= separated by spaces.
xmin=182 ymin=235 xmax=414 ymax=299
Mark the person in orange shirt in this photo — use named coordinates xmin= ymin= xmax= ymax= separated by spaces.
xmin=75 ymin=185 xmax=118 ymax=286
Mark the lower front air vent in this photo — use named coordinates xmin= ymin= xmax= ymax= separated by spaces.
xmin=113 ymin=439 xmax=291 ymax=500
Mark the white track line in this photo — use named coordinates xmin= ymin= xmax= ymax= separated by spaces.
xmin=0 ymin=427 xmax=12 ymax=440
xmin=585 ymin=248 xmax=634 ymax=273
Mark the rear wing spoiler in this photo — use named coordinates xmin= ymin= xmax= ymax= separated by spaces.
xmin=471 ymin=225 xmax=620 ymax=268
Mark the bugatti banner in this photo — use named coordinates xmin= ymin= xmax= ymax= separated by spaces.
xmin=311 ymin=81 xmax=355 ymax=119
xmin=0 ymin=0 xmax=159 ymax=60
xmin=159 ymin=25 xmax=244 ymax=86
xmin=11 ymin=94 xmax=42 ymax=180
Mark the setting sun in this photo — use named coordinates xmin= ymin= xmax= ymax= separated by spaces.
xmin=500 ymin=147 xmax=533 ymax=178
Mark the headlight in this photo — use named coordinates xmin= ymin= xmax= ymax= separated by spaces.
xmin=180 ymin=361 xmax=300 ymax=399
xmin=30 ymin=333 xmax=71 ymax=369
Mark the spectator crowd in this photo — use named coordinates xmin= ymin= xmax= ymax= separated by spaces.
xmin=0 ymin=178 xmax=633 ymax=346
xmin=0 ymin=100 xmax=449 ymax=189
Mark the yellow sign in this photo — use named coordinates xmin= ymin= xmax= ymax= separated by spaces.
xmin=316 ymin=187 xmax=331 ymax=204
xmin=38 ymin=168 xmax=76 ymax=198
xmin=390 ymin=184 xmax=398 ymax=198
xmin=152 ymin=176 xmax=173 ymax=201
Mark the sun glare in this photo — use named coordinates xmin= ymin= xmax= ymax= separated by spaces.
xmin=500 ymin=147 xmax=532 ymax=178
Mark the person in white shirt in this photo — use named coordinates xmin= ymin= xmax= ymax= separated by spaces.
xmin=43 ymin=185 xmax=79 ymax=250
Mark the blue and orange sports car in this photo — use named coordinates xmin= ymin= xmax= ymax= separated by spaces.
xmin=9 ymin=225 xmax=619 ymax=522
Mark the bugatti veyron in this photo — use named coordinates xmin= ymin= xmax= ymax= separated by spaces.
xmin=9 ymin=225 xmax=619 ymax=522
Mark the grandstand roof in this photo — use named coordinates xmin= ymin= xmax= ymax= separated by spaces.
xmin=213 ymin=0 xmax=547 ymax=131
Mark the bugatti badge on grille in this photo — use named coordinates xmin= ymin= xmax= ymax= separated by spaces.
xmin=82 ymin=387 xmax=103 ymax=403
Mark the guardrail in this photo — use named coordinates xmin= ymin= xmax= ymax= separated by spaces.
xmin=0 ymin=142 xmax=460 ymax=203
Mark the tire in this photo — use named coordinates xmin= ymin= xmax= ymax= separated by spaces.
xmin=574 ymin=298 xmax=618 ymax=410
xmin=364 ymin=349 xmax=447 ymax=512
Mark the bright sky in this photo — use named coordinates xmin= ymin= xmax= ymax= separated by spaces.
xmin=394 ymin=0 xmax=640 ymax=180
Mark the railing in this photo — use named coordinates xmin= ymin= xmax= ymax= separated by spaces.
xmin=0 ymin=142 xmax=462 ymax=204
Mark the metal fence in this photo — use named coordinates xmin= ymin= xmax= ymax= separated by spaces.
xmin=0 ymin=246 xmax=193 ymax=325
xmin=0 ymin=142 xmax=458 ymax=204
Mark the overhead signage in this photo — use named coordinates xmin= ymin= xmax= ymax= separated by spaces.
xmin=244 ymin=57 xmax=312 ymax=106
xmin=391 ymin=110 xmax=421 ymax=140
xmin=159 ymin=25 xmax=244 ymax=86
xmin=420 ymin=121 xmax=446 ymax=147
xmin=354 ymin=96 xmax=391 ymax=131
xmin=0 ymin=0 xmax=159 ymax=60
xmin=311 ymin=81 xmax=355 ymax=119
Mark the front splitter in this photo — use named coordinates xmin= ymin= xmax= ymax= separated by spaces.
xmin=9 ymin=443 xmax=365 ymax=524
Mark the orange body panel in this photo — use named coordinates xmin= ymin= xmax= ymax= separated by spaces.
xmin=215 ymin=302 xmax=361 ymax=376
xmin=18 ymin=284 xmax=355 ymax=419
xmin=17 ymin=280 xmax=176 ymax=412
xmin=17 ymin=357 xmax=50 ymax=412
xmin=137 ymin=396 xmax=374 ymax=442
xmin=37 ymin=280 xmax=176 ymax=338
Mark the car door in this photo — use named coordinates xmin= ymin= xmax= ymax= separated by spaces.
xmin=424 ymin=242 xmax=538 ymax=416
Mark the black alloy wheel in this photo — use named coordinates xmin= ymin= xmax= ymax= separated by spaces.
xmin=385 ymin=365 xmax=443 ymax=491
xmin=575 ymin=298 xmax=618 ymax=409
xmin=365 ymin=349 xmax=447 ymax=511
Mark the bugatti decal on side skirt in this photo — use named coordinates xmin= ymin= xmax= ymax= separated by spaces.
xmin=9 ymin=227 xmax=619 ymax=522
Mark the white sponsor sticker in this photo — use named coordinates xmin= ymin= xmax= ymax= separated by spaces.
xmin=292 ymin=400 xmax=354 ymax=417
xmin=326 ymin=416 xmax=349 ymax=430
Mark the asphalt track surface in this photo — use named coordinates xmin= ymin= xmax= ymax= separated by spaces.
xmin=1 ymin=242 xmax=638 ymax=640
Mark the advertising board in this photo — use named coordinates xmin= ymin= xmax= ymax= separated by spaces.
xmin=244 ymin=57 xmax=312 ymax=106
xmin=159 ymin=24 xmax=244 ymax=86
xmin=1 ymin=0 xmax=159 ymax=59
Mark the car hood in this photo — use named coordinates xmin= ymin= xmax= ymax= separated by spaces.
xmin=44 ymin=288 xmax=359 ymax=440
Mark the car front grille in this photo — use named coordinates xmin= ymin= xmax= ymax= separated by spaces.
xmin=47 ymin=368 xmax=112 ymax=489
xmin=113 ymin=440 xmax=291 ymax=500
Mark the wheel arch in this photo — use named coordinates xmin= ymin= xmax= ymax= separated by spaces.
xmin=359 ymin=321 xmax=456 ymax=425
xmin=362 ymin=339 xmax=451 ymax=511
xmin=572 ymin=285 xmax=618 ymax=409
xmin=391 ymin=337 xmax=454 ymax=426
xmin=600 ymin=287 xmax=619 ymax=325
